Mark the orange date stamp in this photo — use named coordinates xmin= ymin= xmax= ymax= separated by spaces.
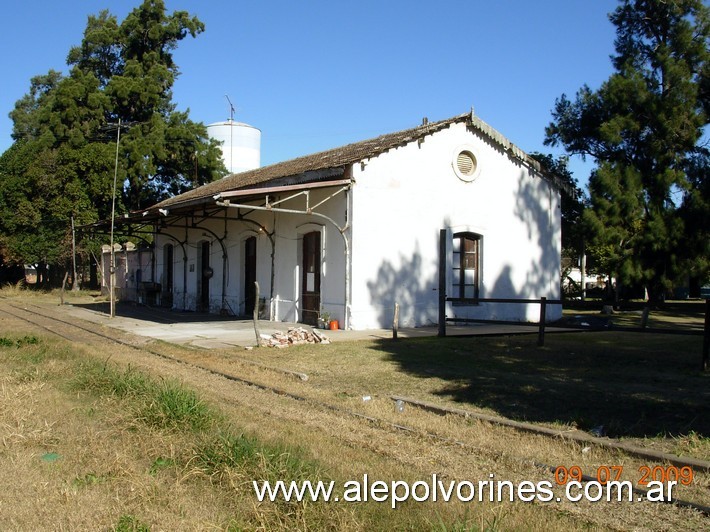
xmin=553 ymin=465 xmax=694 ymax=486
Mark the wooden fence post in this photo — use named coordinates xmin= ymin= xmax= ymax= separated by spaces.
xmin=702 ymin=299 xmax=709 ymax=371
xmin=438 ymin=229 xmax=447 ymax=337
xmin=60 ymin=271 xmax=69 ymax=306
xmin=253 ymin=281 xmax=261 ymax=347
xmin=537 ymin=297 xmax=547 ymax=347
xmin=393 ymin=302 xmax=399 ymax=340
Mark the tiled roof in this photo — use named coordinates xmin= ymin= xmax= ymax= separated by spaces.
xmin=152 ymin=111 xmax=546 ymax=210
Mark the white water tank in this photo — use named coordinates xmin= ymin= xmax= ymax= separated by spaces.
xmin=207 ymin=120 xmax=261 ymax=174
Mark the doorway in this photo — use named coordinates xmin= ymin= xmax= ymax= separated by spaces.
xmin=162 ymin=244 xmax=173 ymax=308
xmin=244 ymin=236 xmax=257 ymax=316
xmin=198 ymin=241 xmax=210 ymax=311
xmin=301 ymin=231 xmax=321 ymax=325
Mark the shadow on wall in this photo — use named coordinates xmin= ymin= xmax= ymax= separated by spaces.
xmin=366 ymin=243 xmax=439 ymax=328
xmin=366 ymin=254 xmax=549 ymax=326
xmin=512 ymin=168 xmax=560 ymax=300
xmin=365 ymin=196 xmax=561 ymax=327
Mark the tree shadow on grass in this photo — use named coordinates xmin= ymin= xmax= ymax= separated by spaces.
xmin=375 ymin=332 xmax=710 ymax=439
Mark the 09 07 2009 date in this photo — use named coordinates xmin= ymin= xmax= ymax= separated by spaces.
xmin=553 ymin=465 xmax=694 ymax=486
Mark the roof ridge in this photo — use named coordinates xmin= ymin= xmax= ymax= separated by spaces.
xmin=152 ymin=111 xmax=550 ymax=211
xmin=247 ymin=112 xmax=469 ymax=171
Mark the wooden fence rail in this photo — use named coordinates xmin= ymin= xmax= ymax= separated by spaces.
xmin=439 ymin=296 xmax=563 ymax=346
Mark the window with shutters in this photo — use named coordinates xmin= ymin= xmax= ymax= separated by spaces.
xmin=452 ymin=232 xmax=480 ymax=301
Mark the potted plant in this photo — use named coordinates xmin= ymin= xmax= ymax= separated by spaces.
xmin=318 ymin=308 xmax=331 ymax=329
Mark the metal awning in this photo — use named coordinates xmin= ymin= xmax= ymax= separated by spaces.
xmin=78 ymin=178 xmax=354 ymax=328
xmin=79 ymin=178 xmax=354 ymax=231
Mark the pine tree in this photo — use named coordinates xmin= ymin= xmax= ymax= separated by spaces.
xmin=545 ymin=0 xmax=710 ymax=301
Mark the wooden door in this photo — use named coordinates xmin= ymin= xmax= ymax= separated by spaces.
xmin=244 ymin=236 xmax=257 ymax=316
xmin=199 ymin=241 xmax=210 ymax=311
xmin=162 ymin=244 xmax=173 ymax=308
xmin=301 ymin=231 xmax=321 ymax=325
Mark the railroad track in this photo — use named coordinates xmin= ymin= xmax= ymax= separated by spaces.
xmin=1 ymin=299 xmax=709 ymax=521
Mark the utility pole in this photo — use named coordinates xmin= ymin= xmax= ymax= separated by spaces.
xmin=109 ymin=119 xmax=122 ymax=318
xmin=71 ymin=216 xmax=79 ymax=291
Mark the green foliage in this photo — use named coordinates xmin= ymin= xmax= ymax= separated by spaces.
xmin=0 ymin=0 xmax=225 ymax=274
xmin=194 ymin=431 xmax=322 ymax=484
xmin=148 ymin=456 xmax=175 ymax=475
xmin=546 ymin=0 xmax=710 ymax=299
xmin=114 ymin=514 xmax=151 ymax=532
xmin=72 ymin=360 xmax=216 ymax=432
xmin=0 ymin=334 xmax=70 ymax=367
xmin=73 ymin=361 xmax=151 ymax=398
xmin=194 ymin=432 xmax=263 ymax=471
xmin=140 ymin=379 xmax=213 ymax=432
xmin=0 ymin=335 xmax=40 ymax=349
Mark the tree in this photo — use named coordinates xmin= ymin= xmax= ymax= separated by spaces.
xmin=0 ymin=0 xmax=225 ymax=284
xmin=0 ymin=140 xmax=95 ymax=286
xmin=545 ymin=0 xmax=710 ymax=302
xmin=677 ymin=151 xmax=710 ymax=295
xmin=71 ymin=1 xmax=225 ymax=208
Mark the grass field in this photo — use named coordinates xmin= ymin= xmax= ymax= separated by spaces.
xmin=0 ymin=335 xmax=403 ymax=530
xmin=1 ymin=290 xmax=709 ymax=530
xmin=234 ymin=329 xmax=709 ymax=454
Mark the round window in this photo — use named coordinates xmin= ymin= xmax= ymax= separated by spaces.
xmin=452 ymin=147 xmax=479 ymax=182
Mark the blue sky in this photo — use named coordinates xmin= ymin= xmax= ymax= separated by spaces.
xmin=0 ymin=0 xmax=621 ymax=189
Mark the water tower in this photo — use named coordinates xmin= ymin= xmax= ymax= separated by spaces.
xmin=207 ymin=119 xmax=261 ymax=175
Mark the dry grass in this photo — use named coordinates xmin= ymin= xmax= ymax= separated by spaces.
xmin=1 ymin=290 xmax=709 ymax=530
xmin=0 ymin=283 xmax=105 ymax=306
xmin=0 ymin=332 xmax=522 ymax=530
xmin=0 ymin=338 xmax=236 ymax=530
xmin=227 ymin=331 xmax=709 ymax=448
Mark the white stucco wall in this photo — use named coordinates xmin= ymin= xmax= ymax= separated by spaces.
xmin=348 ymin=122 xmax=561 ymax=329
xmin=101 ymin=246 xmax=156 ymax=303
xmin=153 ymin=186 xmax=349 ymax=326
xmin=266 ymin=191 xmax=348 ymax=326
xmin=155 ymin=216 xmax=275 ymax=316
